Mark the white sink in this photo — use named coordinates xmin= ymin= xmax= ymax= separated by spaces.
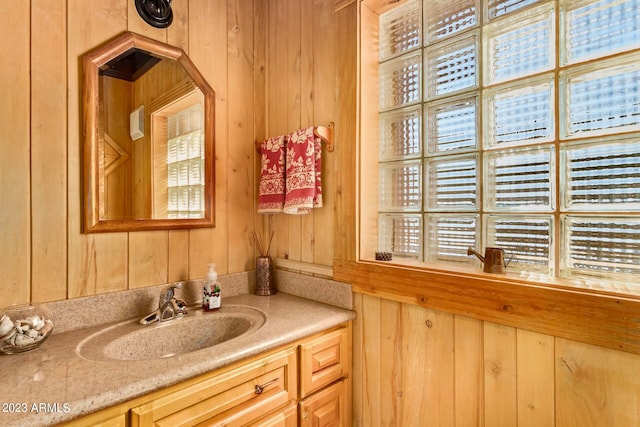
xmin=76 ymin=305 xmax=265 ymax=361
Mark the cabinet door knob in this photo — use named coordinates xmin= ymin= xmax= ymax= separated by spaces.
xmin=255 ymin=378 xmax=279 ymax=394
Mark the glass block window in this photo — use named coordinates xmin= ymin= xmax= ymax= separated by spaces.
xmin=484 ymin=146 xmax=555 ymax=211
xmin=483 ymin=2 xmax=555 ymax=85
xmin=380 ymin=0 xmax=422 ymax=61
xmin=561 ymin=0 xmax=640 ymax=65
xmin=562 ymin=216 xmax=640 ymax=280
xmin=379 ymin=160 xmax=422 ymax=211
xmin=426 ymin=96 xmax=478 ymax=154
xmin=560 ymin=55 xmax=640 ymax=138
xmin=426 ymin=214 xmax=479 ymax=263
xmin=424 ymin=34 xmax=478 ymax=99
xmin=485 ymin=215 xmax=553 ymax=274
xmin=380 ymin=106 xmax=422 ymax=160
xmin=483 ymin=75 xmax=555 ymax=147
xmin=166 ymin=104 xmax=204 ymax=219
xmin=425 ymin=154 xmax=478 ymax=210
xmin=379 ymin=51 xmax=422 ymax=111
xmin=487 ymin=0 xmax=544 ymax=20
xmin=425 ymin=0 xmax=479 ymax=43
xmin=379 ymin=214 xmax=423 ymax=258
xmin=561 ymin=139 xmax=640 ymax=210
xmin=376 ymin=0 xmax=640 ymax=288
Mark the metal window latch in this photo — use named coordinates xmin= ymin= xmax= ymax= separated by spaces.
xmin=255 ymin=378 xmax=279 ymax=394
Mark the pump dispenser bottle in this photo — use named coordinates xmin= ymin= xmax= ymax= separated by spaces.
xmin=203 ymin=263 xmax=221 ymax=311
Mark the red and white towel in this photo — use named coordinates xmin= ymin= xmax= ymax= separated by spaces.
xmin=257 ymin=134 xmax=286 ymax=213
xmin=283 ymin=127 xmax=323 ymax=214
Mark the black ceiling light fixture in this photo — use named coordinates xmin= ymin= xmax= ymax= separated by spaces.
xmin=135 ymin=0 xmax=173 ymax=28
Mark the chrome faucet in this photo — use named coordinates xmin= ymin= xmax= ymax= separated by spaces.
xmin=139 ymin=282 xmax=188 ymax=325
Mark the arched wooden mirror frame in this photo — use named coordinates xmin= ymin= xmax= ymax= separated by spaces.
xmin=82 ymin=32 xmax=215 ymax=232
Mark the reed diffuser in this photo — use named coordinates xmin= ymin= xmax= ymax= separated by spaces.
xmin=251 ymin=231 xmax=276 ymax=296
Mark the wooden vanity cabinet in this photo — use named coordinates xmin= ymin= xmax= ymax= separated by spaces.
xmin=299 ymin=380 xmax=348 ymax=427
xmin=298 ymin=326 xmax=351 ymax=426
xmin=249 ymin=403 xmax=297 ymax=427
xmin=130 ymin=348 xmax=297 ymax=427
xmin=60 ymin=323 xmax=351 ymax=427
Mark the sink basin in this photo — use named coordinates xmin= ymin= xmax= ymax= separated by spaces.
xmin=76 ymin=305 xmax=266 ymax=361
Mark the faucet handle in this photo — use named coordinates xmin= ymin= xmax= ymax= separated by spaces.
xmin=159 ymin=282 xmax=183 ymax=308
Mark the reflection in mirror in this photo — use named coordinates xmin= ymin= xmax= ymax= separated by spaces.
xmin=83 ymin=32 xmax=215 ymax=232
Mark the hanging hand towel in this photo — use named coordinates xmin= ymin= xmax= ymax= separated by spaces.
xmin=283 ymin=127 xmax=323 ymax=214
xmin=258 ymin=134 xmax=286 ymax=213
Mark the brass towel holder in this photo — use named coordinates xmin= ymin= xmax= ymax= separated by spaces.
xmin=255 ymin=122 xmax=334 ymax=153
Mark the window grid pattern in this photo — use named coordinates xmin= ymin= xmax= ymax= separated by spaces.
xmin=167 ymin=104 xmax=205 ymax=219
xmin=378 ymin=0 xmax=640 ymax=286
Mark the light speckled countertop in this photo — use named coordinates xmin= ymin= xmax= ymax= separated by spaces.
xmin=0 ymin=277 xmax=354 ymax=427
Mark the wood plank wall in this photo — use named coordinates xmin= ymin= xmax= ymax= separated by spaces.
xmin=261 ymin=0 xmax=338 ymax=267
xmin=0 ymin=0 xmax=350 ymax=303
xmin=0 ymin=0 xmax=263 ymax=306
xmin=352 ymin=293 xmax=640 ymax=426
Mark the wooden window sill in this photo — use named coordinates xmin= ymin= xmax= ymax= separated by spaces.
xmin=334 ymin=259 xmax=640 ymax=355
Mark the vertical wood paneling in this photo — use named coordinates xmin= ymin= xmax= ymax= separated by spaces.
xmin=2 ymin=0 xmax=261 ymax=305
xmin=0 ymin=0 xmax=31 ymax=306
xmin=484 ymin=322 xmax=517 ymax=427
xmin=168 ymin=230 xmax=190 ymax=281
xmin=556 ymin=338 xmax=640 ymax=427
xmin=300 ymin=0 xmax=316 ymax=265
xmin=401 ymin=304 xmax=456 ymax=426
xmin=352 ymin=295 xmax=640 ymax=426
xmin=261 ymin=0 xmax=339 ymax=267
xmin=379 ymin=299 xmax=402 ymax=425
xmin=286 ymin=0 xmax=302 ymax=262
xmin=273 ymin=0 xmax=290 ymax=261
xmin=31 ymin=0 xmax=67 ymax=303
xmin=311 ymin=0 xmax=335 ymax=267
xmin=401 ymin=303 xmax=431 ymax=425
xmin=424 ymin=309 xmax=455 ymax=426
xmin=352 ymin=293 xmax=364 ymax=427
xmin=361 ymin=294 xmax=381 ymax=427
xmin=67 ymin=0 xmax=129 ymax=299
xmin=517 ymin=329 xmax=555 ymax=427
xmin=252 ymin=0 xmax=267 ymax=237
xmin=227 ymin=0 xmax=255 ymax=272
xmin=0 ymin=0 xmax=341 ymax=307
xmin=129 ymin=231 xmax=168 ymax=288
xmin=264 ymin=0 xmax=280 ymax=256
xmin=188 ymin=0 xmax=230 ymax=279
xmin=358 ymin=3 xmax=383 ymax=260
xmin=168 ymin=0 xmax=189 ymax=52
xmin=75 ymin=234 xmax=129 ymax=296
xmin=334 ymin=3 xmax=358 ymax=263
xmin=126 ymin=1 xmax=166 ymax=41
xmin=454 ymin=316 xmax=484 ymax=427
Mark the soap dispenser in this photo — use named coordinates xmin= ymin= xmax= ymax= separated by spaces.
xmin=203 ymin=263 xmax=221 ymax=311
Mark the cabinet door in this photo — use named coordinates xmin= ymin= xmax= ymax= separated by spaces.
xmin=248 ymin=403 xmax=297 ymax=427
xmin=299 ymin=327 xmax=349 ymax=398
xmin=299 ymin=380 xmax=348 ymax=427
xmin=131 ymin=348 xmax=297 ymax=427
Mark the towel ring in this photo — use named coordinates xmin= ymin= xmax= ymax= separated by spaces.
xmin=256 ymin=122 xmax=334 ymax=153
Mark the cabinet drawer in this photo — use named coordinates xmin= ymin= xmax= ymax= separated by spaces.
xmin=131 ymin=348 xmax=297 ymax=427
xmin=248 ymin=403 xmax=297 ymax=427
xmin=299 ymin=380 xmax=348 ymax=427
xmin=299 ymin=327 xmax=348 ymax=398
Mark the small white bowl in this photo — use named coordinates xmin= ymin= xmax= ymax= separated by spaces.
xmin=0 ymin=304 xmax=54 ymax=355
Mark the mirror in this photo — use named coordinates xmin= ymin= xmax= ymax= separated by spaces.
xmin=82 ymin=32 xmax=215 ymax=232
